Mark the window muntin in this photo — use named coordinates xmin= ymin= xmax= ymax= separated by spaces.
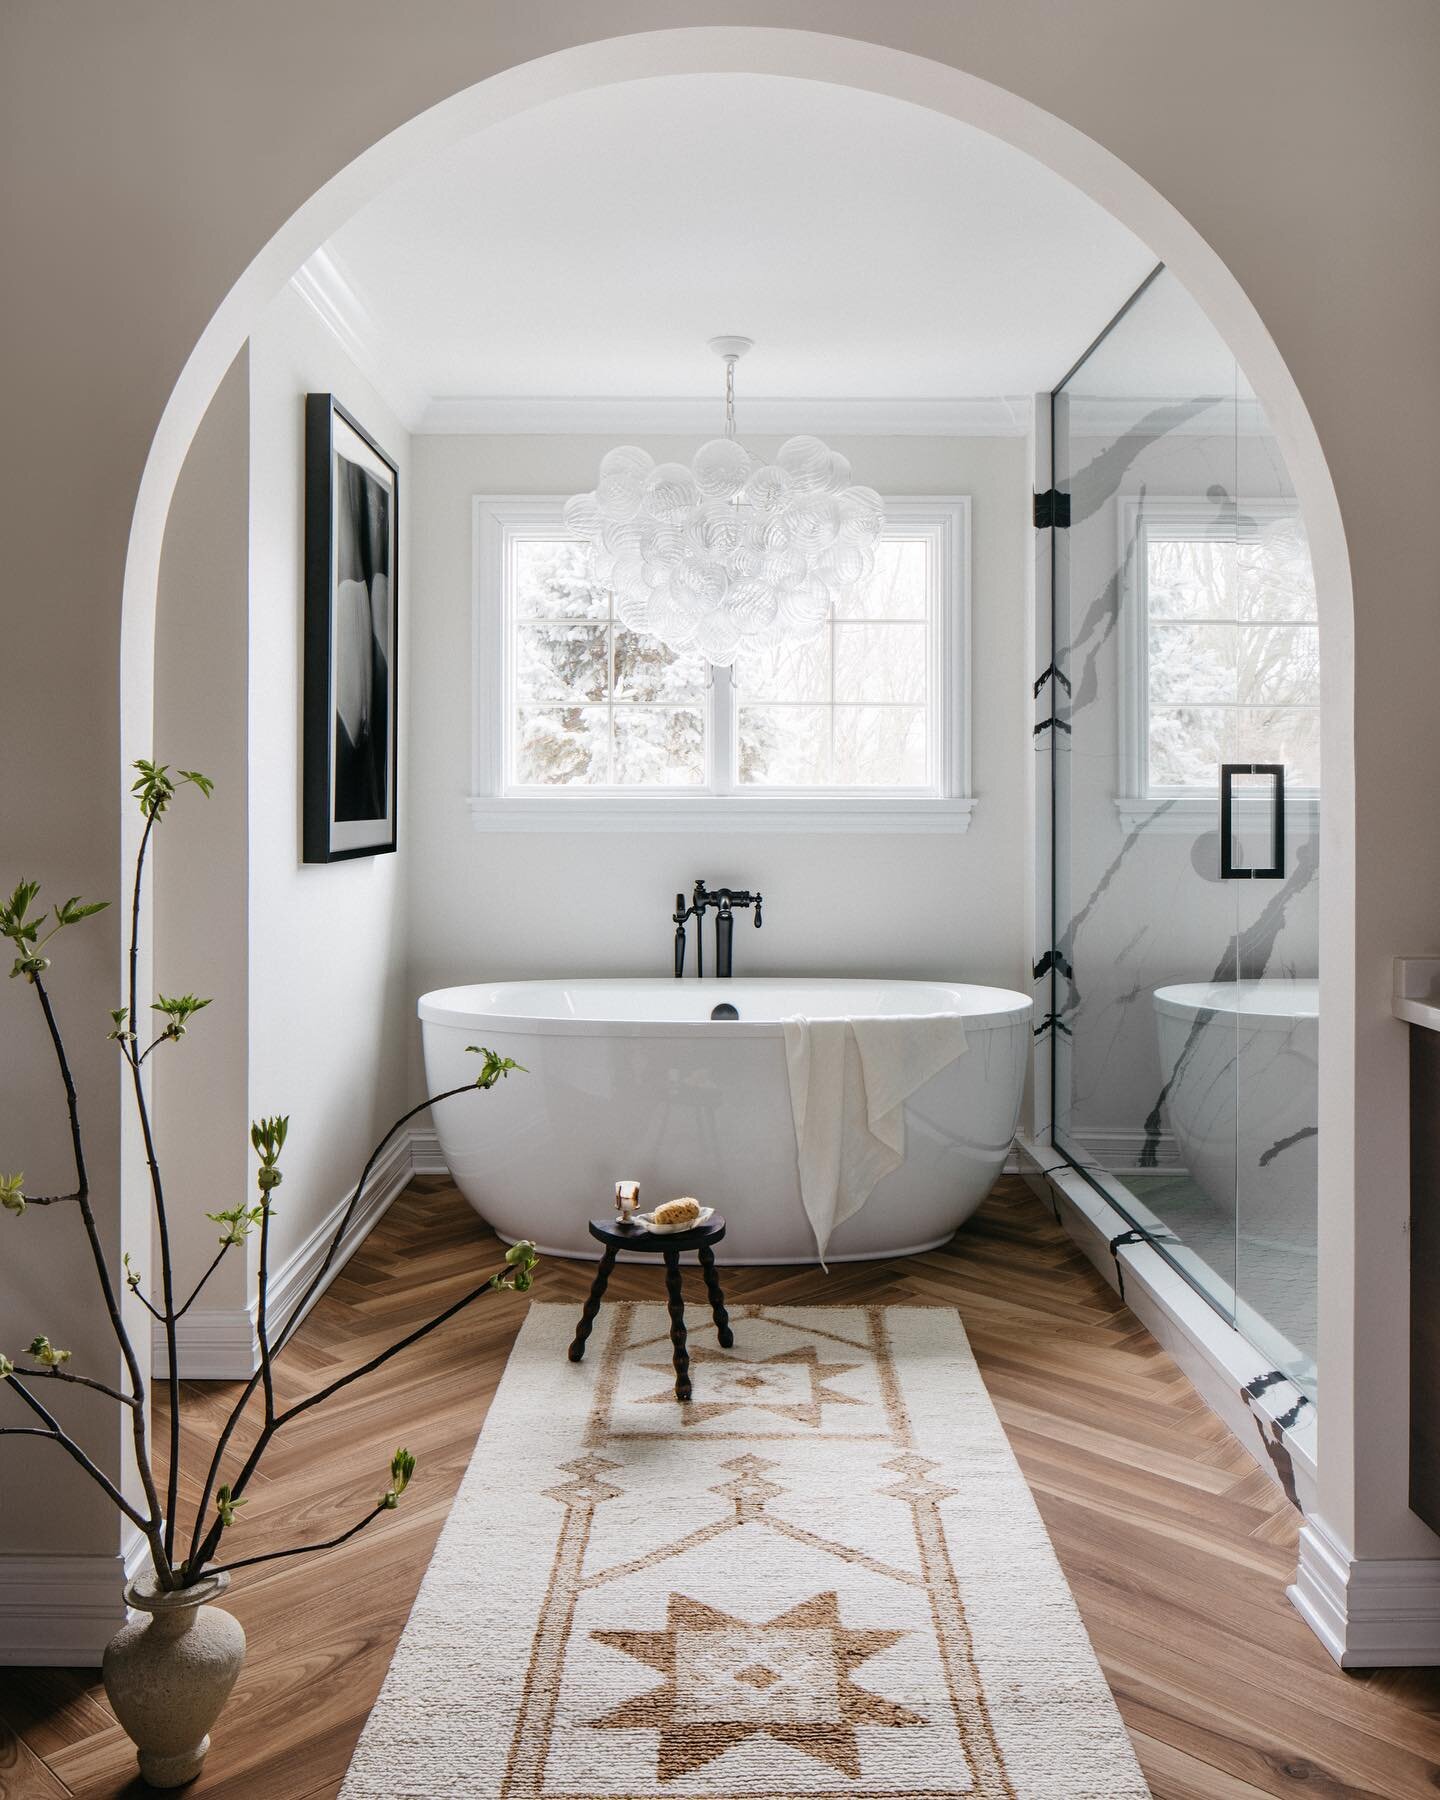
xmin=509 ymin=537 xmax=708 ymax=788
xmin=1136 ymin=508 xmax=1319 ymax=795
xmin=732 ymin=538 xmax=934 ymax=788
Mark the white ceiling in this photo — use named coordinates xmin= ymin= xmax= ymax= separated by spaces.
xmin=311 ymin=74 xmax=1158 ymax=433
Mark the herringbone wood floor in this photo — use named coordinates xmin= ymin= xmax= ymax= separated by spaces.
xmin=4 ymin=1176 xmax=1440 ymax=1798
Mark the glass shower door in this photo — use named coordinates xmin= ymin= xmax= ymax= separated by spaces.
xmin=1049 ymin=269 xmax=1321 ymax=1394
xmin=1050 ymin=266 xmax=1245 ymax=1327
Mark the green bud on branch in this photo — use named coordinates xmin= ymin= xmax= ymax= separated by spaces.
xmin=27 ymin=1335 xmax=71 ymax=1368
xmin=0 ymin=882 xmax=109 ymax=980
xmin=2 ymin=884 xmax=47 ymax=977
xmin=250 ymin=1115 xmax=288 ymax=1204
xmin=0 ymin=1355 xmax=12 ymax=1380
xmin=131 ymin=760 xmax=215 ymax=821
xmin=152 ymin=993 xmax=211 ymax=1040
xmin=251 ymin=1116 xmax=288 ymax=1160
xmin=0 ymin=1173 xmax=25 ymax=1216
xmin=206 ymin=1203 xmax=265 ymax=1248
xmin=490 ymin=1239 xmax=539 ymax=1293
xmin=215 ymin=1484 xmax=246 ymax=1528
xmin=465 ymin=1045 xmax=527 ymax=1089
xmin=381 ymin=1447 xmax=417 ymax=1510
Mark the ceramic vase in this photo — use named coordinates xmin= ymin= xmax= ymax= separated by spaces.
xmin=102 ymin=1568 xmax=245 ymax=1788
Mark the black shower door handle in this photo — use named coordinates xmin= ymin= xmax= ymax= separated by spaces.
xmin=1220 ymin=763 xmax=1285 ymax=879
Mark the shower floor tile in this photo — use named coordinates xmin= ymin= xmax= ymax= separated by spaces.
xmin=1122 ymin=1168 xmax=1317 ymax=1399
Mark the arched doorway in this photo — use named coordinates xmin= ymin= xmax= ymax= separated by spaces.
xmin=117 ymin=24 xmax=1363 ymax=1658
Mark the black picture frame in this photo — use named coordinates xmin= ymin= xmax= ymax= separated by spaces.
xmin=303 ymin=393 xmax=400 ymax=862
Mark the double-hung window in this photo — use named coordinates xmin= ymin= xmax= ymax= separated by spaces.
xmin=1117 ymin=497 xmax=1318 ymax=829
xmin=471 ymin=496 xmax=972 ymax=831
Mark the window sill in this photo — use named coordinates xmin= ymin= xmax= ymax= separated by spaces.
xmin=1113 ymin=793 xmax=1320 ymax=834
xmin=466 ymin=793 xmax=978 ymax=835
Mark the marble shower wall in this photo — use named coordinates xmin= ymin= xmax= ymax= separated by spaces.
xmin=1058 ymin=425 xmax=1318 ymax=1163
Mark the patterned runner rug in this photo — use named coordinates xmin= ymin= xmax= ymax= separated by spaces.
xmin=341 ymin=1302 xmax=1149 ymax=1799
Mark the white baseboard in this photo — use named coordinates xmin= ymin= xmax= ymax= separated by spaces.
xmin=1065 ymin=1126 xmax=1180 ymax=1168
xmin=409 ymin=1125 xmax=448 ymax=1175
xmin=1290 ymin=1517 xmax=1440 ymax=1667
xmin=154 ymin=1123 xmax=431 ymax=1380
xmin=151 ymin=1307 xmax=258 ymax=1381
xmin=0 ymin=1527 xmax=148 ymax=1667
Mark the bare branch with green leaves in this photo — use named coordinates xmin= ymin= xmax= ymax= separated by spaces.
xmin=2 ymin=760 xmax=537 ymax=1591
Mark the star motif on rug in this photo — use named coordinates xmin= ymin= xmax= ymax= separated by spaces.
xmin=634 ymin=1344 xmax=864 ymax=1427
xmin=589 ymin=1589 xmax=923 ymax=1779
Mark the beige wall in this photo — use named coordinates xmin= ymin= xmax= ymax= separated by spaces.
xmin=2 ymin=0 xmax=1437 ymax=1656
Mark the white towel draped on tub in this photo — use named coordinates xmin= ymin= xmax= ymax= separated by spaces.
xmin=782 ymin=1014 xmax=970 ymax=1263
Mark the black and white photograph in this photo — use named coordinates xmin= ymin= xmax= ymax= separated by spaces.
xmin=303 ymin=392 xmax=399 ymax=860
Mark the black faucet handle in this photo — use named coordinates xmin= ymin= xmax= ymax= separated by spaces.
xmin=754 ymin=894 xmax=763 ymax=927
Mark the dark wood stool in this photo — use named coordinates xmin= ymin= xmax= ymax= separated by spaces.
xmin=567 ymin=1214 xmax=733 ymax=1402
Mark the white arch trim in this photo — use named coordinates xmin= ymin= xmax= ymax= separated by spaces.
xmin=116 ymin=19 xmax=1362 ymax=1615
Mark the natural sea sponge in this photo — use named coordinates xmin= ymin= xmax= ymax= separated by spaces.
xmin=652 ymin=1197 xmax=702 ymax=1228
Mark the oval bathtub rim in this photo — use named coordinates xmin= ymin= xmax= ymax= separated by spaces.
xmin=417 ymin=977 xmax=1034 ymax=1040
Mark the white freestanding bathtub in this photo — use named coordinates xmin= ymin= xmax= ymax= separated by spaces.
xmin=1154 ymin=978 xmax=1319 ymax=1234
xmin=418 ymin=978 xmax=1032 ymax=1263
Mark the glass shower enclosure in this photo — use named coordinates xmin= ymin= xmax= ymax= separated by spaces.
xmin=1045 ymin=267 xmax=1321 ymax=1400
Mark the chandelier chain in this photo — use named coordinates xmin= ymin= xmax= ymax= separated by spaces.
xmin=724 ymin=356 xmax=737 ymax=441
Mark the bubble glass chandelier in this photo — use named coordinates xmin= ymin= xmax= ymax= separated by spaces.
xmin=563 ymin=337 xmax=885 ymax=664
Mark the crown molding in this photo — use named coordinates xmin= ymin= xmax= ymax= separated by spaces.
xmin=290 ymin=248 xmax=428 ymax=432
xmin=286 ymin=257 xmax=1029 ymax=439
xmin=418 ymin=393 xmax=1029 ymax=437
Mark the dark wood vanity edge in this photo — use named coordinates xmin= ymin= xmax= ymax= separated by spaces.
xmin=1410 ymin=1022 xmax=1440 ymax=1532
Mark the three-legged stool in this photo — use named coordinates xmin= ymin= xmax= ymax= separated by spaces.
xmin=567 ymin=1214 xmax=733 ymax=1401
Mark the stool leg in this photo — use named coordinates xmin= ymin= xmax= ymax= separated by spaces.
xmin=568 ymin=1245 xmax=618 ymax=1362
xmin=663 ymin=1249 xmax=691 ymax=1401
xmin=697 ymin=1243 xmax=734 ymax=1348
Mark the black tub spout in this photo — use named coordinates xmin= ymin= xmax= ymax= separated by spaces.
xmin=716 ymin=903 xmax=735 ymax=978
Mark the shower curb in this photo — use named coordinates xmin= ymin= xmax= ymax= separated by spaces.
xmin=1015 ymin=1136 xmax=1317 ymax=1517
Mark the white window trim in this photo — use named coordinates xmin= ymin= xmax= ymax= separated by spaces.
xmin=1114 ymin=494 xmax=1320 ymax=834
xmin=468 ymin=494 xmax=975 ymax=834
